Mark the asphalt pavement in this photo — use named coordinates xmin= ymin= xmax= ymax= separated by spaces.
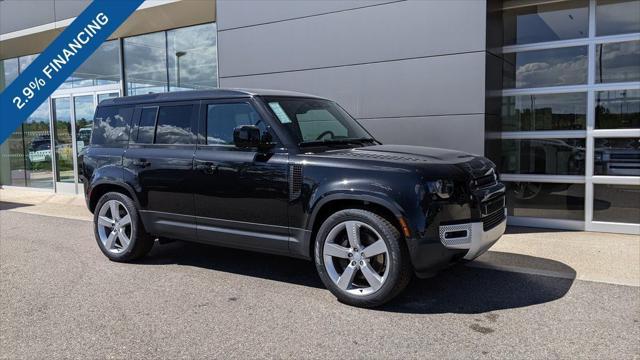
xmin=1 ymin=210 xmax=639 ymax=359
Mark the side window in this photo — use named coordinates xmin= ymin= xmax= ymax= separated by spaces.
xmin=155 ymin=105 xmax=194 ymax=144
xmin=91 ymin=106 xmax=134 ymax=146
xmin=206 ymin=103 xmax=264 ymax=145
xmin=135 ymin=107 xmax=158 ymax=144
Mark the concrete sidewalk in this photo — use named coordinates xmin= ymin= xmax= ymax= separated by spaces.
xmin=1 ymin=186 xmax=638 ymax=287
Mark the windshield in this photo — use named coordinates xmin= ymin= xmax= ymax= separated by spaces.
xmin=262 ymin=97 xmax=375 ymax=146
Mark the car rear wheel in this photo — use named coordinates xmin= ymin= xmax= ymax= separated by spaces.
xmin=314 ymin=209 xmax=412 ymax=308
xmin=94 ymin=192 xmax=154 ymax=262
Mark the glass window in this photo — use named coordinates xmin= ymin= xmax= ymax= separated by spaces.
xmin=1 ymin=58 xmax=19 ymax=89
xmin=18 ymin=54 xmax=38 ymax=72
xmin=167 ymin=23 xmax=218 ymax=91
xmin=596 ymin=0 xmax=640 ymax=36
xmin=91 ymin=106 xmax=134 ymax=146
xmin=64 ymin=40 xmax=120 ymax=88
xmin=0 ymin=127 xmax=27 ymax=187
xmin=206 ymin=103 xmax=263 ymax=145
xmin=263 ymin=97 xmax=372 ymax=144
xmin=155 ymin=105 xmax=195 ymax=144
xmin=502 ymin=93 xmax=586 ymax=131
xmin=593 ymin=184 xmax=640 ymax=223
xmin=135 ymin=108 xmax=158 ymax=144
xmin=594 ymin=137 xmax=640 ymax=176
xmin=596 ymin=89 xmax=640 ymax=129
xmin=500 ymin=138 xmax=586 ymax=175
xmin=504 ymin=46 xmax=588 ymax=88
xmin=98 ymin=92 xmax=119 ymax=104
xmin=596 ymin=40 xmax=640 ymax=83
xmin=74 ymin=95 xmax=95 ymax=153
xmin=23 ymin=101 xmax=53 ymax=189
xmin=124 ymin=32 xmax=168 ymax=95
xmin=52 ymin=98 xmax=74 ymax=183
xmin=505 ymin=182 xmax=585 ymax=220
xmin=502 ymin=0 xmax=589 ymax=46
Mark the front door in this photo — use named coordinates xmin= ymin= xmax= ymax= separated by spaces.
xmin=193 ymin=99 xmax=290 ymax=255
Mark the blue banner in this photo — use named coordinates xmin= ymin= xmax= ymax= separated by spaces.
xmin=0 ymin=0 xmax=144 ymax=143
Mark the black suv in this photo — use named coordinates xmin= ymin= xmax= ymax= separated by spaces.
xmin=80 ymin=89 xmax=506 ymax=307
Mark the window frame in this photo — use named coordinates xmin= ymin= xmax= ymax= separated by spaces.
xmin=197 ymin=98 xmax=284 ymax=151
xmin=129 ymin=101 xmax=198 ymax=148
xmin=497 ymin=0 xmax=640 ymax=234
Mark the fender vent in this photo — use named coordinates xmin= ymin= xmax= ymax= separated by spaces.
xmin=289 ymin=164 xmax=303 ymax=201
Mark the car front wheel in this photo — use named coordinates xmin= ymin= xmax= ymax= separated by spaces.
xmin=314 ymin=209 xmax=412 ymax=307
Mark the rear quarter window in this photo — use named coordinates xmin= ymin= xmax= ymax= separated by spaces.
xmin=91 ymin=106 xmax=134 ymax=146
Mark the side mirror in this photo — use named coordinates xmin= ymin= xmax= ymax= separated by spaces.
xmin=233 ymin=125 xmax=262 ymax=148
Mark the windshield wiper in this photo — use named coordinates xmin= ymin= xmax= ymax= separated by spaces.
xmin=299 ymin=137 xmax=376 ymax=147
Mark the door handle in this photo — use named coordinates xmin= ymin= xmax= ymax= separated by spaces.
xmin=196 ymin=162 xmax=217 ymax=174
xmin=132 ymin=159 xmax=151 ymax=168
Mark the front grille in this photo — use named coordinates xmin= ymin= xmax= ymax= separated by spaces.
xmin=482 ymin=194 xmax=505 ymax=216
xmin=472 ymin=173 xmax=497 ymax=189
xmin=483 ymin=209 xmax=505 ymax=231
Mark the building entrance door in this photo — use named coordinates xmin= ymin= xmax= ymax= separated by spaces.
xmin=50 ymin=89 xmax=120 ymax=194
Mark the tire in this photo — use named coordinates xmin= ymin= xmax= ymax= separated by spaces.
xmin=314 ymin=209 xmax=412 ymax=308
xmin=93 ymin=191 xmax=154 ymax=262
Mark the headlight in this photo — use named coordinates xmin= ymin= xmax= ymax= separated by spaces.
xmin=427 ymin=180 xmax=455 ymax=199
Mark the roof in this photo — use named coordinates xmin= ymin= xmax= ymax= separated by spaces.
xmin=99 ymin=88 xmax=325 ymax=106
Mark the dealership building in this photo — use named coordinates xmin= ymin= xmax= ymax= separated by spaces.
xmin=0 ymin=0 xmax=638 ymax=234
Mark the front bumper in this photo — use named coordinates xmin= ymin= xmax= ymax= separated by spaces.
xmin=438 ymin=209 xmax=507 ymax=260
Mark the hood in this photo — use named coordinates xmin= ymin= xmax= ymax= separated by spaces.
xmin=352 ymin=145 xmax=477 ymax=164
xmin=304 ymin=144 xmax=496 ymax=179
xmin=314 ymin=144 xmax=476 ymax=164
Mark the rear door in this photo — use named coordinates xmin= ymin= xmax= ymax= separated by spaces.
xmin=123 ymin=101 xmax=198 ymax=240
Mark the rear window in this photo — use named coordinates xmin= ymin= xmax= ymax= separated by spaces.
xmin=135 ymin=107 xmax=158 ymax=144
xmin=91 ymin=106 xmax=134 ymax=146
xmin=155 ymin=105 xmax=194 ymax=144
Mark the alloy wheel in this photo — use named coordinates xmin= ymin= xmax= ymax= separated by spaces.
xmin=97 ymin=200 xmax=133 ymax=254
xmin=323 ymin=220 xmax=390 ymax=296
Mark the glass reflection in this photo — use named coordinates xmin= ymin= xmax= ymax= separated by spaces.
xmin=502 ymin=93 xmax=586 ymax=131
xmin=0 ymin=127 xmax=26 ymax=187
xmin=504 ymin=46 xmax=588 ymax=88
xmin=167 ymin=23 xmax=218 ymax=91
xmin=593 ymin=184 xmax=640 ymax=223
xmin=18 ymin=54 xmax=38 ymax=72
xmin=124 ymin=32 xmax=168 ymax=95
xmin=596 ymin=89 xmax=640 ymax=129
xmin=506 ymin=182 xmax=585 ymax=220
xmin=135 ymin=108 xmax=158 ymax=144
xmin=1 ymin=58 xmax=19 ymax=88
xmin=63 ymin=40 xmax=120 ymax=88
xmin=596 ymin=0 xmax=640 ymax=36
xmin=596 ymin=40 xmax=640 ymax=83
xmin=52 ymin=98 xmax=74 ymax=183
xmin=98 ymin=92 xmax=119 ymax=104
xmin=594 ymin=138 xmax=640 ymax=176
xmin=502 ymin=0 xmax=588 ymax=46
xmin=155 ymin=105 xmax=194 ymax=144
xmin=74 ymin=95 xmax=95 ymax=154
xmin=24 ymin=101 xmax=54 ymax=188
xmin=501 ymin=138 xmax=586 ymax=175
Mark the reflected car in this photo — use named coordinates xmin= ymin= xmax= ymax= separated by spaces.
xmin=595 ymin=138 xmax=640 ymax=176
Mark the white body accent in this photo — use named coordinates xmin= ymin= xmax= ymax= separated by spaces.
xmin=439 ymin=210 xmax=507 ymax=260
